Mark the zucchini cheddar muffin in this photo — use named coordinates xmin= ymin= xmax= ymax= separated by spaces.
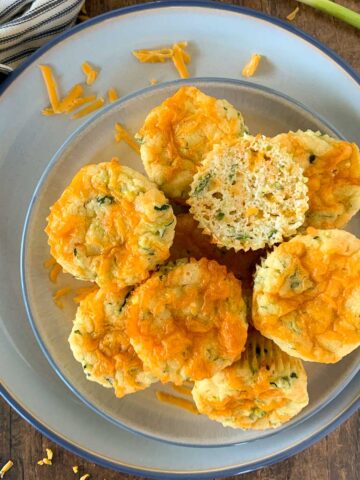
xmin=273 ymin=130 xmax=360 ymax=229
xmin=253 ymin=229 xmax=360 ymax=363
xmin=126 ymin=258 xmax=248 ymax=384
xmin=136 ymin=86 xmax=247 ymax=200
xmin=69 ymin=287 xmax=157 ymax=397
xmin=192 ymin=330 xmax=308 ymax=429
xmin=46 ymin=158 xmax=176 ymax=290
xmin=188 ymin=135 xmax=309 ymax=251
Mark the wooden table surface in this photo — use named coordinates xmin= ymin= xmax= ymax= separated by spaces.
xmin=1 ymin=0 xmax=359 ymax=479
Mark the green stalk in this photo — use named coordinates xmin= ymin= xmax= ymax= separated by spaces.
xmin=297 ymin=0 xmax=360 ymax=29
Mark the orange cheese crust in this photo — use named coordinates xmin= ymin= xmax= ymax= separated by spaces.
xmin=192 ymin=330 xmax=308 ymax=429
xmin=252 ymin=230 xmax=360 ymax=363
xmin=170 ymin=213 xmax=264 ymax=288
xmin=45 ymin=159 xmax=176 ymax=290
xmin=136 ymin=86 xmax=247 ymax=199
xmin=126 ymin=258 xmax=248 ymax=384
xmin=273 ymin=130 xmax=360 ymax=229
xmin=69 ymin=288 xmax=156 ymax=397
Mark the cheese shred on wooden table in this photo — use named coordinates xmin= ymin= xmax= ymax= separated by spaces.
xmin=0 ymin=461 xmax=13 ymax=478
xmin=287 ymin=6 xmax=300 ymax=21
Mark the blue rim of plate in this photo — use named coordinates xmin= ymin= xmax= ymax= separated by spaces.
xmin=1 ymin=382 xmax=359 ymax=479
xmin=21 ymin=76 xmax=359 ymax=449
xmin=0 ymin=0 xmax=357 ymax=474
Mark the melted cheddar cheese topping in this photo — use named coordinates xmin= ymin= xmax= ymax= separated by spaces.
xmin=253 ymin=230 xmax=360 ymax=363
xmin=69 ymin=287 xmax=157 ymax=397
xmin=135 ymin=86 xmax=247 ymax=199
xmin=192 ymin=330 xmax=308 ymax=429
xmin=273 ymin=130 xmax=360 ymax=229
xmin=126 ymin=258 xmax=248 ymax=384
xmin=45 ymin=159 xmax=176 ymax=290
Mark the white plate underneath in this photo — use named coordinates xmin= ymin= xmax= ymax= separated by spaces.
xmin=0 ymin=1 xmax=359 ymax=476
xmin=21 ymin=78 xmax=360 ymax=447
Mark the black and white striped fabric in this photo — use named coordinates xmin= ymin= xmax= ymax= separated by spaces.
xmin=0 ymin=0 xmax=84 ymax=74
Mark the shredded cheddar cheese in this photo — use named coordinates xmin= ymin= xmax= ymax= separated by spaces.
xmin=245 ymin=206 xmax=259 ymax=217
xmin=42 ymin=458 xmax=52 ymax=465
xmin=156 ymin=391 xmax=199 ymax=414
xmin=53 ymin=287 xmax=71 ymax=309
xmin=44 ymin=257 xmax=56 ymax=269
xmin=172 ymin=384 xmax=192 ymax=396
xmin=46 ymin=448 xmax=53 ymax=460
xmin=68 ymin=95 xmax=98 ymax=111
xmin=81 ymin=62 xmax=98 ymax=85
xmin=287 ymin=6 xmax=300 ymax=21
xmin=132 ymin=41 xmax=191 ymax=78
xmin=133 ymin=48 xmax=174 ymax=63
xmin=39 ymin=65 xmax=61 ymax=113
xmin=46 ymin=96 xmax=99 ymax=116
xmin=41 ymin=107 xmax=56 ymax=116
xmin=72 ymin=97 xmax=105 ymax=120
xmin=79 ymin=474 xmax=90 ymax=480
xmin=107 ymin=87 xmax=119 ymax=103
xmin=0 ymin=461 xmax=13 ymax=478
xmin=306 ymin=226 xmax=318 ymax=235
xmin=114 ymin=123 xmax=140 ymax=154
xmin=72 ymin=465 xmax=79 ymax=473
xmin=73 ymin=285 xmax=98 ymax=303
xmin=242 ymin=54 xmax=262 ymax=78
xmin=172 ymin=42 xmax=190 ymax=78
xmin=58 ymin=83 xmax=84 ymax=112
xmin=37 ymin=460 xmax=44 ymax=466
xmin=49 ymin=263 xmax=62 ymax=283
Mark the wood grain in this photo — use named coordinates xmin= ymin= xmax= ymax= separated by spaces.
xmin=1 ymin=1 xmax=359 ymax=479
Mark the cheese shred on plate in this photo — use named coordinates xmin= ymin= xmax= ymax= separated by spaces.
xmin=107 ymin=87 xmax=119 ymax=102
xmin=43 ymin=257 xmax=56 ymax=269
xmin=39 ymin=65 xmax=61 ymax=113
xmin=114 ymin=122 xmax=140 ymax=154
xmin=81 ymin=62 xmax=98 ymax=85
xmin=49 ymin=263 xmax=62 ymax=283
xmin=242 ymin=53 xmax=262 ymax=77
xmin=53 ymin=287 xmax=71 ymax=309
xmin=156 ymin=391 xmax=199 ymax=415
xmin=172 ymin=384 xmax=192 ymax=396
xmin=0 ymin=461 xmax=13 ymax=478
xmin=132 ymin=41 xmax=191 ymax=78
xmin=71 ymin=98 xmax=105 ymax=120
xmin=58 ymin=83 xmax=84 ymax=111
xmin=39 ymin=63 xmax=104 ymax=119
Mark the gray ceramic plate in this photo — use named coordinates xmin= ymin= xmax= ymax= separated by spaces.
xmin=1 ymin=2 xmax=359 ymax=476
xmin=21 ymin=78 xmax=360 ymax=447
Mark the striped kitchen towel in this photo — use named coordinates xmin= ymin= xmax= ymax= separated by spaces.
xmin=0 ymin=0 xmax=85 ymax=74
